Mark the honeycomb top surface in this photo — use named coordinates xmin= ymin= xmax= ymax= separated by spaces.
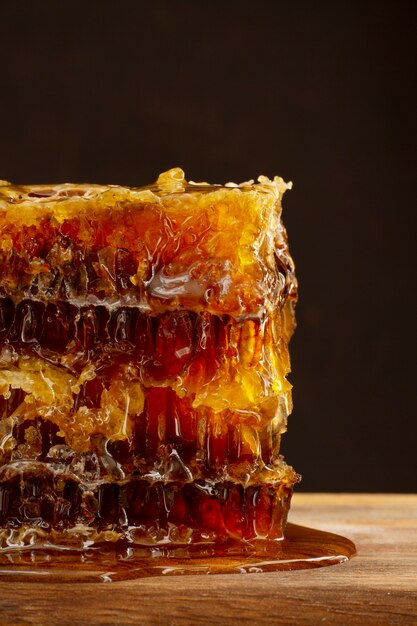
xmin=0 ymin=169 xmax=297 ymax=318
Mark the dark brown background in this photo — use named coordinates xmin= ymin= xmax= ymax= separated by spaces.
xmin=0 ymin=0 xmax=416 ymax=492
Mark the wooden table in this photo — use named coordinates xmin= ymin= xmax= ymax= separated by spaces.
xmin=0 ymin=494 xmax=415 ymax=625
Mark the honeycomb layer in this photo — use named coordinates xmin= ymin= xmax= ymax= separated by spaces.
xmin=0 ymin=395 xmax=293 ymax=484
xmin=0 ymin=298 xmax=293 ymax=408
xmin=0 ymin=461 xmax=294 ymax=546
xmin=0 ymin=169 xmax=297 ymax=318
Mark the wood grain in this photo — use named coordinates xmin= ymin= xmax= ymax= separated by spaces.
xmin=0 ymin=494 xmax=415 ymax=626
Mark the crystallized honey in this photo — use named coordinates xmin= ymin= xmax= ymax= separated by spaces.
xmin=0 ymin=169 xmax=298 ymax=548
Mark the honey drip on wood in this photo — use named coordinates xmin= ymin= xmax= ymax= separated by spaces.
xmin=0 ymin=523 xmax=355 ymax=582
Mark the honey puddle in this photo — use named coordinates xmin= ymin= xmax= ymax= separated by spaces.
xmin=0 ymin=523 xmax=355 ymax=582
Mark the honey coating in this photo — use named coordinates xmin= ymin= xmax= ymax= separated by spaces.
xmin=0 ymin=169 xmax=298 ymax=549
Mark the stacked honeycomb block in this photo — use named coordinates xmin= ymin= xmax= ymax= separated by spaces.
xmin=0 ymin=169 xmax=298 ymax=548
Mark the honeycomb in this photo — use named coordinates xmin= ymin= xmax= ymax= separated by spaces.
xmin=0 ymin=168 xmax=298 ymax=548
